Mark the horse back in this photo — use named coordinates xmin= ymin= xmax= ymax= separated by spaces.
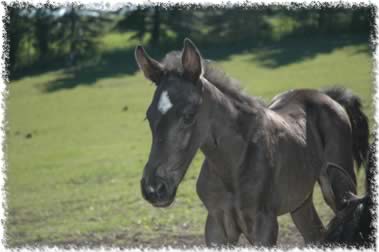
xmin=268 ymin=89 xmax=352 ymax=141
xmin=265 ymin=89 xmax=355 ymax=213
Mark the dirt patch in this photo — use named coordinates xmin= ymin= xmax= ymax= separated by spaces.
xmin=17 ymin=226 xmax=304 ymax=249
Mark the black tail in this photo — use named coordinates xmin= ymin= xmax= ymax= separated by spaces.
xmin=323 ymin=87 xmax=369 ymax=169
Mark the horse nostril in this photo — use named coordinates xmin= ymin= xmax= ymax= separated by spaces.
xmin=156 ymin=182 xmax=167 ymax=199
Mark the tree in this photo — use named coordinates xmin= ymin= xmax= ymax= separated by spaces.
xmin=115 ymin=6 xmax=147 ymax=41
xmin=33 ymin=6 xmax=60 ymax=61
xmin=6 ymin=5 xmax=32 ymax=74
xmin=51 ymin=5 xmax=113 ymax=65
xmin=115 ymin=5 xmax=199 ymax=47
xmin=350 ymin=7 xmax=372 ymax=34
xmin=150 ymin=6 xmax=160 ymax=46
xmin=203 ymin=7 xmax=273 ymax=44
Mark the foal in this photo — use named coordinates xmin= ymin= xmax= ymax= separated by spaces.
xmin=135 ymin=39 xmax=369 ymax=246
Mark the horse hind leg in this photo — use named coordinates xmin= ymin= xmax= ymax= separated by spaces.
xmin=316 ymin=101 xmax=358 ymax=212
xmin=318 ymin=173 xmax=337 ymax=213
xmin=290 ymin=193 xmax=325 ymax=244
xmin=319 ymin=162 xmax=357 ymax=213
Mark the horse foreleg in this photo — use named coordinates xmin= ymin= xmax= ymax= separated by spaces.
xmin=205 ymin=211 xmax=240 ymax=247
xmin=244 ymin=211 xmax=278 ymax=247
xmin=290 ymin=193 xmax=325 ymax=244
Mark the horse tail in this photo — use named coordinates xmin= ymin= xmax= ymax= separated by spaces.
xmin=323 ymin=87 xmax=369 ymax=169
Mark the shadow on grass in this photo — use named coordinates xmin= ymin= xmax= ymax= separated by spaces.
xmin=42 ymin=34 xmax=370 ymax=93
xmin=42 ymin=43 xmax=179 ymax=93
xmin=250 ymin=35 xmax=370 ymax=68
xmin=42 ymin=47 xmax=139 ymax=93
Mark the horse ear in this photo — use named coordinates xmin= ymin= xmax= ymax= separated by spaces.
xmin=135 ymin=46 xmax=163 ymax=84
xmin=182 ymin=38 xmax=203 ymax=83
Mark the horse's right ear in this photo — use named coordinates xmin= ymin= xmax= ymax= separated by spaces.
xmin=182 ymin=38 xmax=203 ymax=83
xmin=135 ymin=46 xmax=163 ymax=84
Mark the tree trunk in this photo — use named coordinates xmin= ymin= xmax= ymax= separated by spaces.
xmin=36 ymin=18 xmax=49 ymax=61
xmin=69 ymin=7 xmax=77 ymax=65
xmin=8 ymin=7 xmax=21 ymax=74
xmin=151 ymin=6 xmax=160 ymax=46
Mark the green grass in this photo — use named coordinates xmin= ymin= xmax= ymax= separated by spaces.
xmin=5 ymin=35 xmax=374 ymax=247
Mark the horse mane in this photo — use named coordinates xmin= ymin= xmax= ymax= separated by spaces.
xmin=161 ymin=51 xmax=266 ymax=113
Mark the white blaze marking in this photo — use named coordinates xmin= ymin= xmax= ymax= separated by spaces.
xmin=158 ymin=90 xmax=173 ymax=114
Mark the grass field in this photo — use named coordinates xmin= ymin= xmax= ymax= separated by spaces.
xmin=5 ymin=34 xmax=374 ymax=247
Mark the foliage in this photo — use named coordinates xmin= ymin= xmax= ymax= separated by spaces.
xmin=116 ymin=5 xmax=200 ymax=46
xmin=6 ymin=4 xmax=115 ymax=76
xmin=6 ymin=5 xmax=33 ymax=73
xmin=6 ymin=4 xmax=374 ymax=79
xmin=51 ymin=5 xmax=114 ymax=65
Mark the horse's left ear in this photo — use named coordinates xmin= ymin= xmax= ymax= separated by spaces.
xmin=182 ymin=38 xmax=203 ymax=84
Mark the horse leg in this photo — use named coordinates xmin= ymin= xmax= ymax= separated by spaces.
xmin=317 ymin=108 xmax=357 ymax=212
xmin=205 ymin=211 xmax=240 ymax=247
xmin=290 ymin=193 xmax=325 ymax=244
xmin=197 ymin=160 xmax=241 ymax=247
xmin=319 ymin=161 xmax=357 ymax=212
xmin=244 ymin=211 xmax=278 ymax=247
xmin=318 ymin=172 xmax=337 ymax=213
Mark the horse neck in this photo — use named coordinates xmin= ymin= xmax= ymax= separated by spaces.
xmin=200 ymin=79 xmax=266 ymax=181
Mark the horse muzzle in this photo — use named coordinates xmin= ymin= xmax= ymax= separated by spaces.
xmin=140 ymin=176 xmax=176 ymax=207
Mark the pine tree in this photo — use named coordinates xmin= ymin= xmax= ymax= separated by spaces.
xmin=52 ymin=5 xmax=113 ymax=65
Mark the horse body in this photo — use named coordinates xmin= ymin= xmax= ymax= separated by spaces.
xmin=197 ymin=88 xmax=357 ymax=245
xmin=135 ymin=39 xmax=369 ymax=247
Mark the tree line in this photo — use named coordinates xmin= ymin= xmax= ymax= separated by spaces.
xmin=6 ymin=4 xmax=374 ymax=78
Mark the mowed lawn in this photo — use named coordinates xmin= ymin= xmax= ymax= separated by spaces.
xmin=5 ymin=36 xmax=374 ymax=247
